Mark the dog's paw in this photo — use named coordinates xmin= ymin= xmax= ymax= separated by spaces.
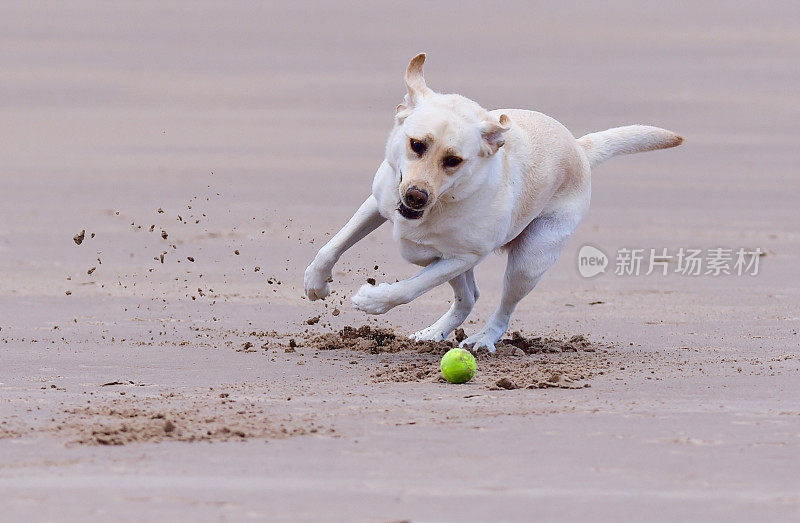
xmin=351 ymin=283 xmax=397 ymax=315
xmin=460 ymin=325 xmax=506 ymax=354
xmin=460 ymin=338 xmax=496 ymax=353
xmin=303 ymin=263 xmax=332 ymax=301
xmin=410 ymin=327 xmax=448 ymax=342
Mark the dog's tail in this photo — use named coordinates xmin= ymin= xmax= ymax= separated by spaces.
xmin=577 ymin=125 xmax=683 ymax=169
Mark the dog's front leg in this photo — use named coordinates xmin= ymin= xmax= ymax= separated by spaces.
xmin=304 ymin=195 xmax=386 ymax=300
xmin=410 ymin=269 xmax=479 ymax=342
xmin=352 ymin=255 xmax=481 ymax=315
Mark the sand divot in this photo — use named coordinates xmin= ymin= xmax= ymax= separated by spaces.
xmin=297 ymin=325 xmax=614 ymax=390
xmin=25 ymin=390 xmax=335 ymax=446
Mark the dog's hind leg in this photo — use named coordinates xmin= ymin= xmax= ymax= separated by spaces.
xmin=461 ymin=213 xmax=580 ymax=353
xmin=410 ymin=269 xmax=478 ymax=342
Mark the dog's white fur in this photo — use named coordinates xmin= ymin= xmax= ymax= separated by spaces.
xmin=304 ymin=53 xmax=682 ymax=352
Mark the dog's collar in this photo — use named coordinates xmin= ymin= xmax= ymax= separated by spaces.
xmin=397 ymin=201 xmax=424 ymax=220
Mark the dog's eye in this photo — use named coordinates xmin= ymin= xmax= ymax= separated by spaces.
xmin=442 ymin=156 xmax=463 ymax=168
xmin=409 ymin=139 xmax=427 ymax=156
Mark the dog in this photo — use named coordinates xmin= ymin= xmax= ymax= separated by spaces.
xmin=304 ymin=53 xmax=682 ymax=352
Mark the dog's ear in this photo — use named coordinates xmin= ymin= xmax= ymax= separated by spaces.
xmin=404 ymin=53 xmax=432 ymax=107
xmin=480 ymin=114 xmax=511 ymax=156
xmin=395 ymin=101 xmax=412 ymax=123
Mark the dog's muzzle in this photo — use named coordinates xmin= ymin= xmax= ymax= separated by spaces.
xmin=397 ymin=201 xmax=424 ymax=220
xmin=397 ymin=186 xmax=429 ymax=220
xmin=403 ymin=186 xmax=429 ymax=209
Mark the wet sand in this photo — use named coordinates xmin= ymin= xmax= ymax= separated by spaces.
xmin=1 ymin=1 xmax=800 ymax=520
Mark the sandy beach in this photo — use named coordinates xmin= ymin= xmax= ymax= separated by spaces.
xmin=1 ymin=1 xmax=800 ymax=520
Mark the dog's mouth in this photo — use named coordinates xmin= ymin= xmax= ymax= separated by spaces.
xmin=397 ymin=201 xmax=424 ymax=220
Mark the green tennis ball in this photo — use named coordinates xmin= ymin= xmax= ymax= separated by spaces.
xmin=440 ymin=348 xmax=476 ymax=384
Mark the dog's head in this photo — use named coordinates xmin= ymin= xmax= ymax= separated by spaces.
xmin=389 ymin=53 xmax=510 ymax=221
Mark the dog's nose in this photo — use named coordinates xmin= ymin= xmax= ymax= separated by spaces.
xmin=403 ymin=187 xmax=429 ymax=210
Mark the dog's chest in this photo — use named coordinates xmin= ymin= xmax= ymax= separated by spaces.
xmin=391 ymin=205 xmax=498 ymax=260
xmin=396 ymin=237 xmax=440 ymax=266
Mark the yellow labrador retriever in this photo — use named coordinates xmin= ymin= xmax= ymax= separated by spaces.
xmin=304 ymin=53 xmax=682 ymax=352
